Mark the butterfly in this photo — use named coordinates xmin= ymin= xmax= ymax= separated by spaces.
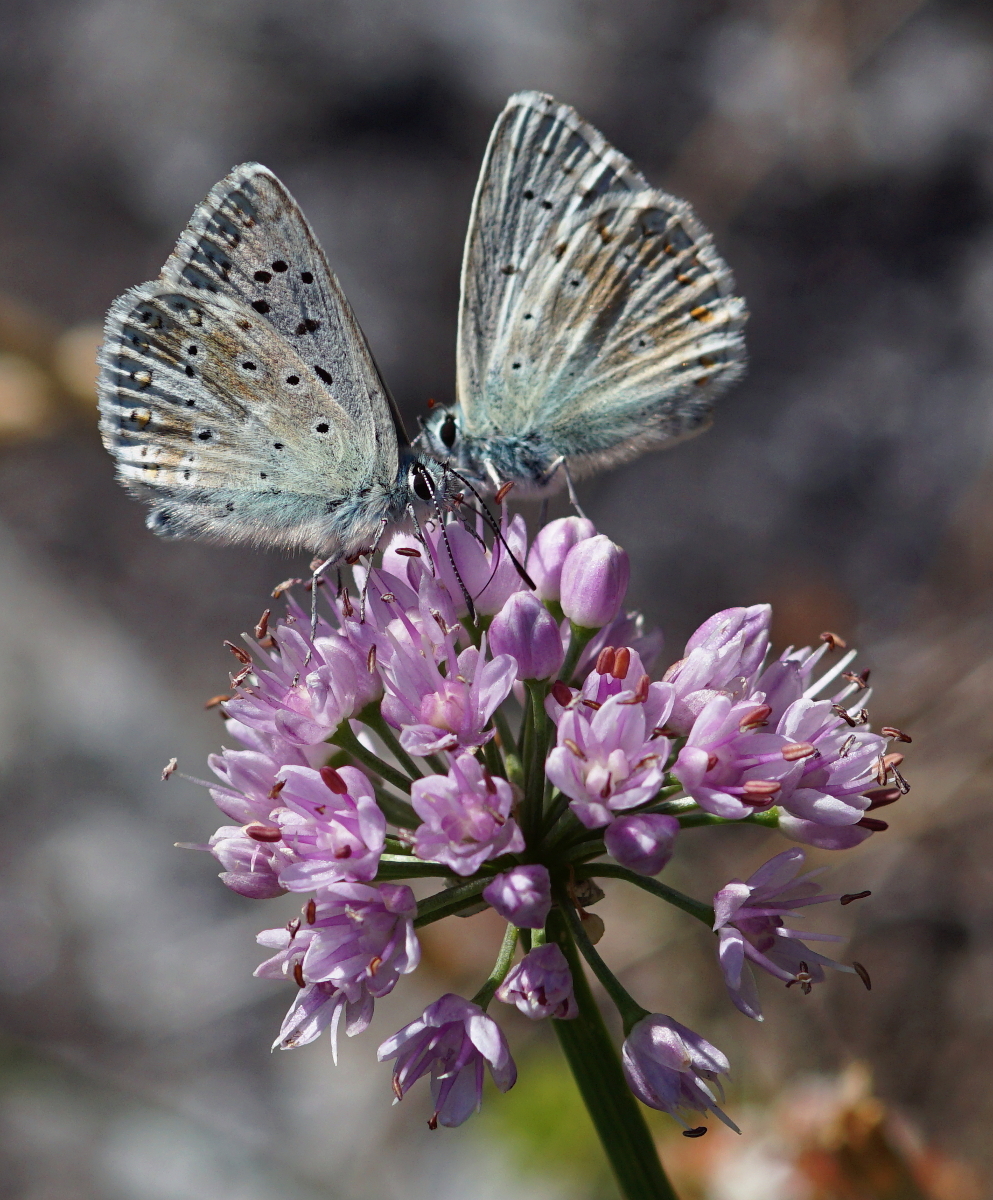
xmin=419 ymin=91 xmax=748 ymax=497
xmin=97 ymin=164 xmax=452 ymax=561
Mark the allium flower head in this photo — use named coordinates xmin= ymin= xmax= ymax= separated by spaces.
xmin=713 ymin=847 xmax=853 ymax=1020
xmin=378 ymin=993 xmax=517 ymax=1128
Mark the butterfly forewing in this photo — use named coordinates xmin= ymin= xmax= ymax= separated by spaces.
xmin=159 ymin=162 xmax=406 ymax=460
xmin=98 ymin=282 xmax=399 ymax=556
xmin=456 ymin=91 xmax=747 ymax=477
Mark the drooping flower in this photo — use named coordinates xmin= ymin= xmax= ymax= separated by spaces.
xmin=495 ymin=943 xmax=578 ymax=1019
xmin=378 ymin=993 xmax=517 ymax=1127
xmin=546 ymin=693 xmax=671 ymax=829
xmin=274 ymin=765 xmax=386 ymax=890
xmin=483 ymin=865 xmax=551 ymax=928
xmin=605 ymin=814 xmax=680 ymax=877
xmin=258 ymin=881 xmax=419 ymax=999
xmin=410 ymin=753 xmax=524 ymax=875
xmin=271 ymin=981 xmax=370 ymax=1058
xmin=713 ymin=847 xmax=853 ymax=1020
xmin=622 ymin=1014 xmax=739 ymax=1132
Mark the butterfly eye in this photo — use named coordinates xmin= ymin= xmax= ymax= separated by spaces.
xmin=440 ymin=413 xmax=458 ymax=449
xmin=410 ymin=468 xmax=432 ymax=503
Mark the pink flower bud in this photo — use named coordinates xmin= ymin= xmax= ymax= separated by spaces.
xmin=488 ymin=592 xmax=565 ymax=680
xmin=604 ymin=814 xmax=680 ymax=876
xmin=525 ymin=517 xmax=596 ymax=601
xmin=483 ymin=864 xmax=551 ymax=928
xmin=559 ymin=535 xmax=630 ymax=629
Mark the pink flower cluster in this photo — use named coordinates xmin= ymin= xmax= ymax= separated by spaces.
xmin=183 ymin=510 xmax=902 ymax=1133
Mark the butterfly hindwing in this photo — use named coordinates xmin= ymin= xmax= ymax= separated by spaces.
xmin=455 ymin=91 xmax=747 ymax=480
xmin=97 ymin=281 xmax=401 ymax=556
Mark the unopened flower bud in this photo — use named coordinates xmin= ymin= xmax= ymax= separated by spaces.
xmin=526 ymin=516 xmax=596 ymax=602
xmin=605 ymin=814 xmax=680 ymax=876
xmin=483 ymin=864 xmax=551 ymax=928
xmin=560 ymin=535 xmax=630 ymax=630
xmin=488 ymin=592 xmax=565 ymax=681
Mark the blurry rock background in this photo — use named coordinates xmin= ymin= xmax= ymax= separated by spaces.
xmin=1 ymin=1 xmax=993 ymax=1197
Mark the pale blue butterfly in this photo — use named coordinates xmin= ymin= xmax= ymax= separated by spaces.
xmin=419 ymin=91 xmax=748 ymax=500
xmin=97 ymin=163 xmax=453 ymax=562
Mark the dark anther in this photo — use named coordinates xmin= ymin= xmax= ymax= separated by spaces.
xmin=254 ymin=609 xmax=271 ymax=640
xmin=682 ymin=1127 xmax=708 ymax=1138
xmin=551 ymin=680 xmax=573 ymax=706
xmin=246 ymin=824 xmax=282 ymax=843
xmin=440 ymin=412 xmax=457 ymax=449
xmin=320 ymin=766 xmax=348 ymax=794
xmin=293 ymin=961 xmax=305 ymax=988
xmin=596 ymin=646 xmax=616 ymax=675
xmin=304 ymin=899 xmax=317 ymax=924
xmin=739 ymin=704 xmax=771 ymax=731
xmin=842 ymin=669 xmax=871 ymax=689
xmin=820 ymin=631 xmax=847 ymax=651
xmin=832 ymin=704 xmax=861 ymax=727
xmin=396 ymin=547 xmax=421 ymax=558
xmin=268 ymin=779 xmax=285 ymax=799
xmin=161 ymin=758 xmax=177 ymax=781
xmin=786 ymin=962 xmax=813 ymax=994
xmin=495 ymin=481 xmax=514 ymax=504
xmin=852 ymin=961 xmax=872 ymax=990
xmin=857 ymin=816 xmax=889 ymax=831
xmin=840 ymin=891 xmax=871 ymax=905
xmin=881 ymin=726 xmax=912 ymax=743
xmin=611 ymin=648 xmax=631 ymax=679
xmin=204 ymin=693 xmax=231 ymax=710
xmin=224 ymin=640 xmax=252 ymax=664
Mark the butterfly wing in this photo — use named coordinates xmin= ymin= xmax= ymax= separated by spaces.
xmin=456 ymin=91 xmax=746 ymax=479
xmin=160 ymin=162 xmax=409 ymax=457
xmin=97 ymin=282 xmax=405 ymax=557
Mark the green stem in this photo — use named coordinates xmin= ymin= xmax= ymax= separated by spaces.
xmin=560 ymin=623 xmax=596 ymax=684
xmin=359 ymin=706 xmax=424 ymax=783
xmin=375 ymin=856 xmax=453 ymax=880
xmin=558 ymin=897 xmax=648 ymax=1033
xmin=329 ymin=723 xmax=413 ymax=795
xmin=471 ymin=923 xmax=519 ymax=1009
xmin=522 ymin=679 xmax=551 ymax=846
xmin=372 ymin=785 xmax=420 ymax=829
xmin=413 ymin=878 xmax=490 ymax=927
xmin=576 ymin=863 xmax=716 ymax=926
xmin=547 ymin=909 xmax=678 ymax=1200
xmin=677 ymin=807 xmax=781 ymax=830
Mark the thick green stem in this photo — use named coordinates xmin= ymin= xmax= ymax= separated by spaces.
xmin=375 ymin=856 xmax=452 ymax=880
xmin=372 ymin=785 xmax=420 ymax=829
xmin=471 ymin=923 xmax=519 ymax=1009
xmin=558 ymin=897 xmax=648 ymax=1033
xmin=521 ymin=679 xmax=551 ymax=846
xmin=547 ymin=909 xmax=679 ymax=1200
xmin=575 ymin=863 xmax=716 ymax=927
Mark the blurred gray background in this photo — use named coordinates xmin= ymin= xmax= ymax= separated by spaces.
xmin=2 ymin=1 xmax=993 ymax=1197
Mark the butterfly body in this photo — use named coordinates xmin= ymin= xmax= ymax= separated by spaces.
xmin=420 ymin=91 xmax=747 ymax=493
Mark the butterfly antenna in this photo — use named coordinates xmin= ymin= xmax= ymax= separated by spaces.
xmin=446 ymin=466 xmax=535 ymax=590
xmin=414 ymin=463 xmax=477 ymax=623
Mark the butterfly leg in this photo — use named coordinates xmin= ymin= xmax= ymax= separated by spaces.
xmin=358 ymin=516 xmax=390 ymax=622
xmin=307 ymin=555 xmax=339 ymax=658
xmin=540 ymin=456 xmax=587 ymax=519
